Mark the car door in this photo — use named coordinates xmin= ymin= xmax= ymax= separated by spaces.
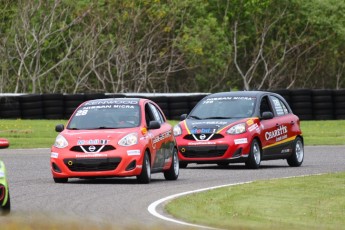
xmin=260 ymin=94 xmax=294 ymax=158
xmin=145 ymin=103 xmax=173 ymax=171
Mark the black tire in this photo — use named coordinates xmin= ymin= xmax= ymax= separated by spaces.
xmin=137 ymin=152 xmax=151 ymax=184
xmin=1 ymin=190 xmax=11 ymax=215
xmin=179 ymin=162 xmax=188 ymax=168
xmin=53 ymin=177 xmax=68 ymax=183
xmin=164 ymin=148 xmax=179 ymax=180
xmin=287 ymin=137 xmax=304 ymax=167
xmin=245 ymin=139 xmax=261 ymax=169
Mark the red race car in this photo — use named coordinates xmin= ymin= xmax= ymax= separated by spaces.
xmin=173 ymin=91 xmax=304 ymax=169
xmin=51 ymin=98 xmax=179 ymax=184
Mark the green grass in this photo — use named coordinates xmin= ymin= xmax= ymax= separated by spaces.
xmin=166 ymin=172 xmax=345 ymax=230
xmin=300 ymin=120 xmax=345 ymax=145
xmin=0 ymin=119 xmax=345 ymax=148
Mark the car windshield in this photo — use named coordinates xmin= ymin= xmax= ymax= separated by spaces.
xmin=67 ymin=105 xmax=140 ymax=130
xmin=189 ymin=96 xmax=256 ymax=119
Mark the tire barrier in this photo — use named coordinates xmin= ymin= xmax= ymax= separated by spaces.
xmin=0 ymin=90 xmax=344 ymax=120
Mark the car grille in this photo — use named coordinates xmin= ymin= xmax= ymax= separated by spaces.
xmin=183 ymin=134 xmax=224 ymax=141
xmin=63 ymin=157 xmax=121 ymax=172
xmin=179 ymin=145 xmax=228 ymax=158
xmin=70 ymin=145 xmax=116 ymax=152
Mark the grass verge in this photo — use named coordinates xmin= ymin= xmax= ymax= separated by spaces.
xmin=166 ymin=172 xmax=345 ymax=230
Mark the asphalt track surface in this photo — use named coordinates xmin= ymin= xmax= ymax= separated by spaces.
xmin=1 ymin=146 xmax=345 ymax=229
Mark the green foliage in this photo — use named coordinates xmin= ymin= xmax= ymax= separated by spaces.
xmin=1 ymin=0 xmax=345 ymax=93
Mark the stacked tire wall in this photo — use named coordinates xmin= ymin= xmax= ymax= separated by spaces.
xmin=0 ymin=90 xmax=344 ymax=120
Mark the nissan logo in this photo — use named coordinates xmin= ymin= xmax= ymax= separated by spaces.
xmin=88 ymin=145 xmax=96 ymax=152
xmin=199 ymin=134 xmax=206 ymax=140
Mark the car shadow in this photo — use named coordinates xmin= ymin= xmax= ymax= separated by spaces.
xmin=183 ymin=163 xmax=289 ymax=170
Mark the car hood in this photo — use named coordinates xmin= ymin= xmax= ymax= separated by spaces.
xmin=183 ymin=118 xmax=241 ymax=134
xmin=60 ymin=129 xmax=136 ymax=145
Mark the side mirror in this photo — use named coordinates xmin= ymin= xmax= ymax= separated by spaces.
xmin=180 ymin=114 xmax=187 ymax=121
xmin=0 ymin=138 xmax=9 ymax=149
xmin=148 ymin=121 xmax=161 ymax=130
xmin=261 ymin=111 xmax=274 ymax=120
xmin=55 ymin=124 xmax=65 ymax=132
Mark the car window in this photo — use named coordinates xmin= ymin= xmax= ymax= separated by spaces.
xmin=148 ymin=103 xmax=165 ymax=124
xmin=259 ymin=96 xmax=273 ymax=116
xmin=190 ymin=96 xmax=256 ymax=119
xmin=67 ymin=104 xmax=140 ymax=129
xmin=270 ymin=96 xmax=289 ymax=116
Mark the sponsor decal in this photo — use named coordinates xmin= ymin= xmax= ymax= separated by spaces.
xmin=127 ymin=150 xmax=141 ymax=156
xmin=51 ymin=152 xmax=59 ymax=158
xmin=75 ymin=153 xmax=107 ymax=158
xmin=77 ymin=139 xmax=109 ymax=145
xmin=153 ymin=130 xmax=172 ymax=144
xmin=188 ymin=141 xmax=216 ymax=145
xmin=265 ymin=125 xmax=288 ymax=141
xmin=246 ymin=119 xmax=254 ymax=126
xmin=202 ymin=96 xmax=255 ymax=104
xmin=191 ymin=121 xmax=228 ymax=126
xmin=190 ymin=128 xmax=215 ymax=134
xmin=248 ymin=123 xmax=259 ymax=132
xmin=234 ymin=138 xmax=248 ymax=145
xmin=281 ymin=148 xmax=291 ymax=153
xmin=84 ymin=100 xmax=138 ymax=106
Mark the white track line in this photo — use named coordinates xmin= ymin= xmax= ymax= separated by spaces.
xmin=148 ymin=181 xmax=252 ymax=229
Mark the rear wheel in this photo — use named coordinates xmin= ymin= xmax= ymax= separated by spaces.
xmin=137 ymin=152 xmax=151 ymax=184
xmin=287 ymin=137 xmax=304 ymax=167
xmin=164 ymin=148 xmax=179 ymax=180
xmin=245 ymin=139 xmax=261 ymax=169
xmin=53 ymin=177 xmax=68 ymax=183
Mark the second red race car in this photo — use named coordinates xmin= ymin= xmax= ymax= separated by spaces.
xmin=173 ymin=91 xmax=304 ymax=169
xmin=51 ymin=98 xmax=179 ymax=184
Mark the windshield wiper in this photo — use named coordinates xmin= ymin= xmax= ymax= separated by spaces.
xmin=188 ymin=115 xmax=202 ymax=120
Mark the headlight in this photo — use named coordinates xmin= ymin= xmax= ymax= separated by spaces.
xmin=118 ymin=133 xmax=138 ymax=146
xmin=226 ymin=123 xmax=246 ymax=135
xmin=173 ymin=124 xmax=182 ymax=136
xmin=54 ymin=134 xmax=68 ymax=148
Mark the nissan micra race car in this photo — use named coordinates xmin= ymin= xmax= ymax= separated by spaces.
xmin=51 ymin=98 xmax=179 ymax=184
xmin=174 ymin=91 xmax=304 ymax=169
xmin=0 ymin=138 xmax=11 ymax=214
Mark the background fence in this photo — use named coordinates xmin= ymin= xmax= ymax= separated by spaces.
xmin=1 ymin=89 xmax=345 ymax=120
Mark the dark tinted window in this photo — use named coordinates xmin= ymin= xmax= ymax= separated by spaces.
xmin=190 ymin=96 xmax=256 ymax=119
xmin=68 ymin=103 xmax=140 ymax=129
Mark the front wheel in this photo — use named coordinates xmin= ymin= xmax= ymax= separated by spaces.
xmin=245 ymin=139 xmax=261 ymax=169
xmin=137 ymin=152 xmax=151 ymax=184
xmin=164 ymin=148 xmax=179 ymax=180
xmin=287 ymin=137 xmax=304 ymax=167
